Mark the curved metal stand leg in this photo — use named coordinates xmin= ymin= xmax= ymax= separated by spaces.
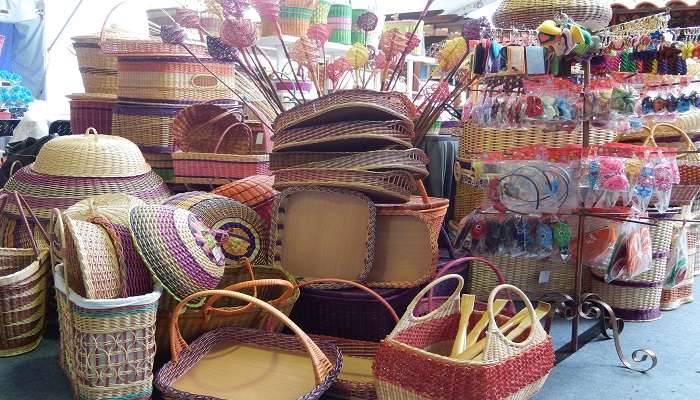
xmin=579 ymin=293 xmax=658 ymax=372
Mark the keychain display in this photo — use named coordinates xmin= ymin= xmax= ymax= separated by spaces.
xmin=456 ymin=212 xmax=574 ymax=260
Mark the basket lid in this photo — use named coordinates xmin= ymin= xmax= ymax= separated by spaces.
xmin=65 ymin=193 xmax=145 ymax=227
xmin=67 ymin=93 xmax=117 ymax=102
xmin=32 ymin=128 xmax=151 ymax=178
xmin=162 ymin=192 xmax=268 ymax=266
xmin=129 ymin=205 xmax=226 ymax=306
xmin=213 ymin=175 xmax=278 ymax=208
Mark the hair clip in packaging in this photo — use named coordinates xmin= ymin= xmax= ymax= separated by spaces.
xmin=536 ymin=222 xmax=553 ymax=257
xmin=552 ymin=220 xmax=572 ymax=260
xmin=525 ymin=96 xmax=544 ymax=118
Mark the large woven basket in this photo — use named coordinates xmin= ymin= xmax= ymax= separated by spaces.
xmin=212 ymin=175 xmax=279 ymax=228
xmin=54 ymin=263 xmax=161 ymax=400
xmin=590 ymin=217 xmax=675 ymax=322
xmin=492 ymin=0 xmax=612 ymax=31
xmin=366 ymin=196 xmax=448 ymax=288
xmin=172 ymin=104 xmax=247 ymax=154
xmin=154 ymin=262 xmax=299 ymax=360
xmin=162 ymin=192 xmax=269 ymax=266
xmin=261 ymin=0 xmax=318 ymax=37
xmin=273 ymin=89 xmax=416 ymax=133
xmin=72 ymin=36 xmax=118 ymax=95
xmin=310 ymin=0 xmax=332 ymax=24
xmin=0 ymin=192 xmax=50 ymax=357
xmin=68 ymin=93 xmax=115 ymax=135
xmin=116 ymin=56 xmax=236 ymax=103
xmin=273 ymin=120 xmax=415 ymax=152
xmin=111 ymin=101 xmax=186 ymax=153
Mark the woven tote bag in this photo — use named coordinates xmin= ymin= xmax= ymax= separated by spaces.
xmin=493 ymin=0 xmax=612 ymax=31
xmin=373 ymin=276 xmax=555 ymax=400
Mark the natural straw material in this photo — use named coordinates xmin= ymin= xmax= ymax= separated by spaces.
xmin=273 ymin=89 xmax=416 ymax=133
xmin=129 ymin=205 xmax=226 ymax=306
xmin=289 ymin=149 xmax=430 ymax=178
xmin=162 ymin=192 xmax=269 ymax=266
xmin=68 ymin=93 xmax=116 ymax=135
xmin=72 ymin=36 xmax=118 ymax=95
xmin=155 ymin=289 xmax=342 ymax=400
xmin=32 ymin=128 xmax=150 ymax=178
xmin=270 ymin=151 xmax=357 ymax=171
xmin=172 ymin=104 xmax=246 ymax=153
xmin=493 ymin=0 xmax=612 ymax=31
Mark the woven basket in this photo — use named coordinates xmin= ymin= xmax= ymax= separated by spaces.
xmin=72 ymin=36 xmax=118 ymax=95
xmin=155 ymin=289 xmax=342 ymax=400
xmin=162 ymin=192 xmax=269 ymax=266
xmin=373 ymin=277 xmax=554 ymax=400
xmin=172 ymin=151 xmax=270 ymax=180
xmin=0 ymin=192 xmax=50 ymax=357
xmin=493 ymin=0 xmax=612 ymax=31
xmin=328 ymin=3 xmax=352 ymax=45
xmin=273 ymin=168 xmax=417 ymax=203
xmin=366 ymin=195 xmax=448 ymax=288
xmin=143 ymin=152 xmax=173 ymax=169
xmin=155 ymin=261 xmax=300 ymax=359
xmin=270 ymin=151 xmax=357 ymax=170
xmin=129 ymin=205 xmax=227 ymax=306
xmin=116 ymin=56 xmax=236 ymax=103
xmin=3 ymin=166 xmax=170 ymax=221
xmin=172 ymin=104 xmax=247 ymax=154
xmin=261 ymin=0 xmax=318 ymax=37
xmin=54 ymin=263 xmax=161 ymax=400
xmin=383 ymin=20 xmax=424 ymax=56
xmin=590 ymin=217 xmax=675 ymax=322
xmin=68 ymin=93 xmax=116 ymax=135
xmin=271 ymin=187 xmax=376 ymax=287
xmin=273 ymin=89 xmax=416 ymax=133
xmin=310 ymin=0 xmax=332 ymax=24
xmin=453 ymin=179 xmax=485 ymax=223
xmin=111 ymin=101 xmax=186 ymax=153
xmin=64 ymin=194 xmax=152 ymax=297
xmin=273 ymin=120 xmax=415 ymax=152
xmin=286 ymin=149 xmax=429 ymax=178
xmin=212 ymin=175 xmax=279 ymax=228
xmin=351 ymin=8 xmax=369 ymax=44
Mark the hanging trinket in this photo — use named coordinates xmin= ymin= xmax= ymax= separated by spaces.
xmin=485 ymin=219 xmax=503 ymax=254
xmin=552 ymin=220 xmax=572 ymax=260
xmin=536 ymin=221 xmax=553 ymax=257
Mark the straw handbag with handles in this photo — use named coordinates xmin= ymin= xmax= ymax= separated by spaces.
xmin=615 ymin=123 xmax=700 ymax=205
xmin=493 ymin=0 xmax=612 ymax=31
xmin=373 ymin=275 xmax=555 ymax=400
xmin=155 ymin=284 xmax=342 ymax=400
xmin=0 ymin=192 xmax=50 ymax=357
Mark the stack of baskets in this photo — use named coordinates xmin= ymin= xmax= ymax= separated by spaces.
xmin=69 ymin=35 xmax=118 ymax=135
xmin=1 ymin=129 xmax=170 ymax=248
xmin=108 ymin=50 xmax=239 ymax=182
xmin=328 ymin=2 xmax=352 ymax=44
xmin=170 ymin=103 xmax=270 ymax=184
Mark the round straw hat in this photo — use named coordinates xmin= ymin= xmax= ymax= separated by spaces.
xmin=162 ymin=192 xmax=268 ymax=266
xmin=129 ymin=205 xmax=226 ymax=305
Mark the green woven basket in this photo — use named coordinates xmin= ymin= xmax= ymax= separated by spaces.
xmin=351 ymin=8 xmax=369 ymax=44
xmin=310 ymin=0 xmax=332 ymax=24
xmin=329 ymin=3 xmax=351 ymax=44
xmin=261 ymin=0 xmax=317 ymax=37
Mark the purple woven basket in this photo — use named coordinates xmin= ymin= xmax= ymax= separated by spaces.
xmin=289 ymin=285 xmax=422 ymax=342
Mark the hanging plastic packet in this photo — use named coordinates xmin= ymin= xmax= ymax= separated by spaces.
xmin=512 ymin=216 xmax=532 ymax=257
xmin=535 ymin=220 xmax=553 ymax=258
xmin=595 ymin=156 xmax=629 ymax=208
xmin=552 ymin=220 xmax=572 ymax=260
xmin=605 ymin=221 xmax=652 ymax=282
xmin=665 ymin=225 xmax=689 ymax=288
xmin=631 ymin=154 xmax=655 ymax=212
xmin=485 ymin=219 xmax=503 ymax=254
xmin=578 ymin=150 xmax=600 ymax=208
xmin=653 ymin=153 xmax=674 ymax=213
xmin=501 ymin=216 xmax=516 ymax=254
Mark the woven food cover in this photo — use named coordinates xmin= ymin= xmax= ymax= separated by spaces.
xmin=32 ymin=128 xmax=151 ymax=178
xmin=129 ymin=205 xmax=226 ymax=305
xmin=162 ymin=192 xmax=268 ymax=266
xmin=213 ymin=175 xmax=277 ymax=209
xmin=65 ymin=193 xmax=145 ymax=227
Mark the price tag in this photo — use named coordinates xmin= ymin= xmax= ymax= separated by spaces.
xmin=538 ymin=271 xmax=551 ymax=285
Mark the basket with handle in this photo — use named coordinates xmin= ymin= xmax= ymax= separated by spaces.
xmin=0 ymin=192 xmax=50 ymax=357
xmin=373 ymin=276 xmax=555 ymax=400
xmin=172 ymin=122 xmax=270 ymax=180
xmin=155 ymin=287 xmax=342 ymax=400
xmin=173 ymin=104 xmax=247 ymax=154
xmin=614 ymin=123 xmax=700 ymax=206
xmin=154 ymin=260 xmax=300 ymax=360
xmin=71 ymin=35 xmax=118 ymax=95
xmin=50 ymin=209 xmax=162 ymax=400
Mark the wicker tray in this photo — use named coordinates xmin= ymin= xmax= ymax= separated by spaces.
xmin=273 ymin=89 xmax=416 ymax=132
xmin=270 ymin=151 xmax=357 ymax=171
xmin=172 ymin=152 xmax=270 ymax=180
xmin=272 ymin=120 xmax=414 ymax=152
xmin=271 ymin=187 xmax=376 ymax=287
xmin=273 ymin=168 xmax=416 ymax=203
xmin=288 ymin=149 xmax=429 ymax=178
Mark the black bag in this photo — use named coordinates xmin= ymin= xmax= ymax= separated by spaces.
xmin=0 ymin=135 xmax=54 ymax=187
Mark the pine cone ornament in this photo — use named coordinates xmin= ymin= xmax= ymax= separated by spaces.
xmin=221 ymin=18 xmax=258 ymax=49
xmin=357 ymin=12 xmax=378 ymax=32
xmin=161 ymin=24 xmax=186 ymax=45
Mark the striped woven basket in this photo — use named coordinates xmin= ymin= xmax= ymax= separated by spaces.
xmin=310 ymin=0 xmax=332 ymax=24
xmin=111 ymin=101 xmax=186 ymax=153
xmin=493 ymin=0 xmax=612 ymax=31
xmin=154 ymin=261 xmax=299 ymax=360
xmin=284 ymin=149 xmax=429 ymax=178
xmin=261 ymin=0 xmax=318 ymax=37
xmin=0 ymin=192 xmax=50 ymax=357
xmin=212 ymin=175 xmax=279 ymax=228
xmin=72 ymin=36 xmax=118 ymax=95
xmin=162 ymin=192 xmax=269 ymax=267
xmin=54 ymin=263 xmax=161 ymax=400
xmin=274 ymin=89 xmax=416 ymax=133
xmin=172 ymin=152 xmax=270 ymax=180
xmin=116 ymin=56 xmax=236 ymax=103
xmin=351 ymin=8 xmax=369 ymax=44
xmin=660 ymin=225 xmax=696 ymax=310
xmin=328 ymin=3 xmax=352 ymax=45
xmin=270 ymin=151 xmax=356 ymax=170
xmin=590 ymin=217 xmax=675 ymax=322
xmin=68 ymin=93 xmax=116 ymax=135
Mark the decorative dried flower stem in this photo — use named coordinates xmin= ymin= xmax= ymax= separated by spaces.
xmin=240 ymin=48 xmax=283 ymax=110
xmin=252 ymin=45 xmax=301 ymax=103
xmin=275 ymin=23 xmax=306 ymax=101
xmin=248 ymin=48 xmax=286 ymax=110
xmin=385 ymin=0 xmax=434 ymax=91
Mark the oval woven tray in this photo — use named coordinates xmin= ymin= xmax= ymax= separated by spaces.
xmin=289 ymin=149 xmax=429 ymax=179
xmin=270 ymin=151 xmax=357 ymax=171
xmin=273 ymin=89 xmax=416 ymax=133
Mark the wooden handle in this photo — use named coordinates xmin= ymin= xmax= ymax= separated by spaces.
xmin=201 ymin=278 xmax=295 ymax=319
xmin=297 ymin=278 xmax=399 ymax=323
xmin=169 ymin=289 xmax=334 ymax=385
xmin=213 ymin=122 xmax=254 ymax=155
xmin=0 ymin=192 xmax=49 ymax=257
xmin=416 ymin=179 xmax=430 ymax=204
